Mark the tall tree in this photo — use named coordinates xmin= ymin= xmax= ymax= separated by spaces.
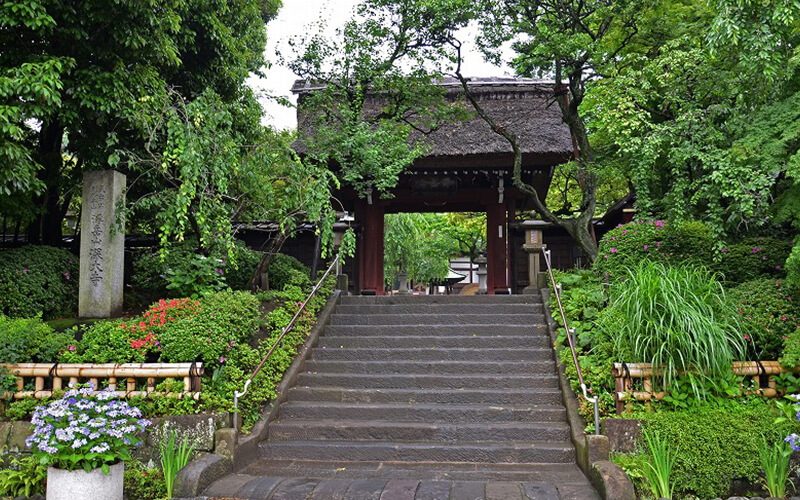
xmin=0 ymin=0 xmax=278 ymax=244
xmin=587 ymin=0 xmax=800 ymax=239
xmin=288 ymin=0 xmax=471 ymax=201
xmin=455 ymin=0 xmax=658 ymax=262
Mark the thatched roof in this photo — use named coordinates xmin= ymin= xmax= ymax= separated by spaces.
xmin=292 ymin=77 xmax=574 ymax=163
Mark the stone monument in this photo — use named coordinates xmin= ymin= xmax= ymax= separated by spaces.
xmin=79 ymin=170 xmax=126 ymax=318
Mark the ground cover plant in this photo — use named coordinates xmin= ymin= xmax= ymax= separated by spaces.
xmin=611 ymin=398 xmax=794 ymax=499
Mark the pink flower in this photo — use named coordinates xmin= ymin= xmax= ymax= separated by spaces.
xmin=68 ymin=346 xmax=76 ymax=352
xmin=611 ymin=248 xmax=618 ymax=253
xmin=721 ymin=247 xmax=727 ymax=253
xmin=783 ymin=316 xmax=787 ymax=322
xmin=643 ymin=245 xmax=648 ymax=250
xmin=744 ymin=334 xmax=751 ymax=340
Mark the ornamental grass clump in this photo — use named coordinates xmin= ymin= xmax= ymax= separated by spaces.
xmin=25 ymin=383 xmax=151 ymax=473
xmin=600 ymin=260 xmax=744 ymax=397
xmin=641 ymin=429 xmax=675 ymax=499
xmin=759 ymin=436 xmax=792 ymax=498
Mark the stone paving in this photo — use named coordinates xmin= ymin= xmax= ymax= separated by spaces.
xmin=197 ymin=474 xmax=599 ymax=500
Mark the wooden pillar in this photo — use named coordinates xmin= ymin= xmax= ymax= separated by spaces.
xmin=356 ymin=200 xmax=385 ymax=295
xmin=507 ymin=202 xmax=515 ymax=294
xmin=486 ymin=202 xmax=509 ymax=295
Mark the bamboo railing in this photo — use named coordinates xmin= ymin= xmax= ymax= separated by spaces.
xmin=612 ymin=361 xmax=799 ymax=414
xmin=0 ymin=363 xmax=203 ymax=400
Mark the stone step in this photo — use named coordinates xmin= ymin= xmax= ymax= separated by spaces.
xmin=268 ymin=420 xmax=571 ymax=443
xmin=304 ymin=360 xmax=556 ymax=375
xmin=202 ymin=473 xmax=602 ymax=500
xmin=239 ymin=460 xmax=591 ymax=483
xmin=335 ymin=303 xmax=544 ymax=315
xmin=324 ymin=324 xmax=549 ymax=336
xmin=296 ymin=373 xmax=559 ymax=390
xmin=311 ymin=347 xmax=554 ymax=361
xmin=279 ymin=402 xmax=567 ymax=423
xmin=260 ymin=440 xmax=575 ymax=464
xmin=330 ymin=313 xmax=545 ymax=326
xmin=340 ymin=295 xmax=542 ymax=305
xmin=317 ymin=335 xmax=549 ymax=350
xmin=286 ymin=387 xmax=565 ymax=405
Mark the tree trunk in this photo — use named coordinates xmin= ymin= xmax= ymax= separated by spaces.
xmin=28 ymin=122 xmax=65 ymax=246
xmin=560 ymin=219 xmax=598 ymax=263
xmin=249 ymin=231 xmax=289 ymax=292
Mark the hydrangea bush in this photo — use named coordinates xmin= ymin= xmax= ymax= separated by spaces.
xmin=26 ymin=384 xmax=150 ymax=473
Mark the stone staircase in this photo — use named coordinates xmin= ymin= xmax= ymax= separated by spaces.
xmin=202 ymin=294 xmax=599 ymax=500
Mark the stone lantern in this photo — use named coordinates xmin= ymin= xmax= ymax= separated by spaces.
xmin=474 ymin=255 xmax=488 ymax=295
xmin=520 ymin=220 xmax=548 ymax=293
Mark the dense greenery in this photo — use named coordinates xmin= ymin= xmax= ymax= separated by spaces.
xmin=0 ymin=246 xmax=78 ymax=319
xmin=131 ymin=240 xmax=263 ymax=300
xmin=1 ymin=257 xmax=334 ymax=430
xmin=0 ymin=0 xmax=280 ymax=246
xmin=616 ymin=399 xmax=794 ymax=498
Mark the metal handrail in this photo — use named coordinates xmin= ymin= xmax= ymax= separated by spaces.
xmin=541 ymin=248 xmax=601 ymax=435
xmin=233 ymin=253 xmax=341 ymax=431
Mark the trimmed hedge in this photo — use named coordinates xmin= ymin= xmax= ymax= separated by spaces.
xmin=728 ymin=278 xmax=800 ymax=360
xmin=715 ymin=237 xmax=792 ymax=285
xmin=594 ymin=220 xmax=714 ymax=279
xmin=0 ymin=246 xmax=78 ymax=319
xmin=0 ymin=315 xmax=74 ymax=364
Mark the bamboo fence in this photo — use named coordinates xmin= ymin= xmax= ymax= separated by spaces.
xmin=0 ymin=363 xmax=203 ymax=400
xmin=612 ymin=361 xmax=799 ymax=414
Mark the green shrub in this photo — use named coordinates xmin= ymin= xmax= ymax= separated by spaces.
xmin=123 ymin=460 xmax=167 ymax=500
xmin=131 ymin=240 xmax=262 ymax=299
xmin=0 ymin=315 xmax=74 ymax=363
xmin=72 ymin=319 xmax=148 ymax=363
xmin=0 ymin=455 xmax=47 ymax=497
xmin=599 ymin=261 xmax=744 ymax=397
xmin=633 ymin=399 xmax=793 ymax=498
xmin=780 ymin=328 xmax=800 ymax=368
xmin=226 ymin=245 xmax=263 ymax=290
xmin=714 ymin=237 xmax=793 ymax=285
xmin=157 ymin=291 xmax=261 ymax=370
xmin=728 ymin=278 xmax=800 ymax=360
xmin=0 ymin=315 xmax=72 ymax=405
xmin=787 ymin=242 xmax=800 ymax=289
xmin=267 ymin=253 xmax=310 ymax=291
xmin=0 ymin=246 xmax=78 ymax=319
xmin=594 ymin=219 xmax=714 ymax=279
